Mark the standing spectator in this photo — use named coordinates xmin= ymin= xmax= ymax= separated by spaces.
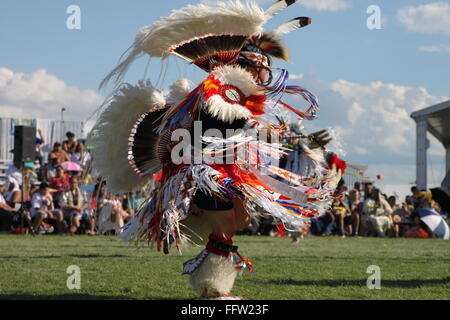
xmin=60 ymin=176 xmax=95 ymax=235
xmin=35 ymin=129 xmax=46 ymax=167
xmin=361 ymin=188 xmax=393 ymax=237
xmin=31 ymin=183 xmax=63 ymax=234
xmin=0 ymin=184 xmax=17 ymax=232
xmin=63 ymin=132 xmax=84 ymax=163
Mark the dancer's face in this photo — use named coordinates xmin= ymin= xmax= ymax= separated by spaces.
xmin=247 ymin=61 xmax=267 ymax=84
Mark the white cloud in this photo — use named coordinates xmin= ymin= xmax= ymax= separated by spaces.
xmin=302 ymin=0 xmax=349 ymax=11
xmin=397 ymin=2 xmax=450 ymax=35
xmin=418 ymin=45 xmax=450 ymax=53
xmin=289 ymin=73 xmax=304 ymax=80
xmin=0 ymin=68 xmax=103 ymax=121
xmin=287 ymin=73 xmax=448 ymax=184
xmin=329 ymin=79 xmax=447 ymax=155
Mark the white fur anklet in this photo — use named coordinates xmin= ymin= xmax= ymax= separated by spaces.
xmin=189 ymin=252 xmax=238 ymax=298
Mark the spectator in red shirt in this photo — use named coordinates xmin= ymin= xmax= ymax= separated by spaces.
xmin=49 ymin=166 xmax=71 ymax=206
xmin=50 ymin=166 xmax=71 ymax=193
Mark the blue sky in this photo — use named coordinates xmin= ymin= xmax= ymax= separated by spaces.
xmin=0 ymin=0 xmax=449 ymax=95
xmin=0 ymin=0 xmax=449 ymax=191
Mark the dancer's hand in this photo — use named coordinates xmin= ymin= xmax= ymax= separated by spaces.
xmin=307 ymin=129 xmax=332 ymax=149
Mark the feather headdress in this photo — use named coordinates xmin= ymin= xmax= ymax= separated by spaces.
xmin=240 ymin=1 xmax=312 ymax=63
xmin=100 ymin=1 xmax=267 ymax=88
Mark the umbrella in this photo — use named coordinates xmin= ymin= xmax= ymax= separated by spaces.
xmin=418 ymin=208 xmax=450 ymax=240
xmin=430 ymin=187 xmax=450 ymax=213
xmin=60 ymin=161 xmax=82 ymax=172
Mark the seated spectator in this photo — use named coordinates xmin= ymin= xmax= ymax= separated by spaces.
xmin=362 ymin=181 xmax=374 ymax=201
xmin=63 ymin=131 xmax=84 ymax=163
xmin=310 ymin=211 xmax=335 ymax=236
xmin=49 ymin=142 xmax=71 ymax=164
xmin=404 ymin=192 xmax=435 ymax=239
xmin=4 ymin=177 xmax=21 ymax=208
xmin=60 ymin=176 xmax=95 ymax=235
xmin=97 ymin=193 xmax=130 ymax=235
xmin=45 ymin=142 xmax=70 ymax=182
xmin=31 ymin=182 xmax=64 ymax=234
xmin=0 ymin=184 xmax=17 ymax=232
xmin=6 ymin=160 xmax=23 ymax=186
xmin=361 ymin=188 xmax=393 ymax=237
xmin=406 ymin=186 xmax=420 ymax=210
xmin=331 ymin=195 xmax=350 ymax=238
xmin=122 ymin=191 xmax=139 ymax=216
xmin=388 ymin=195 xmax=410 ymax=237
xmin=49 ymin=165 xmax=71 ymax=204
xmin=348 ymin=189 xmax=362 ymax=236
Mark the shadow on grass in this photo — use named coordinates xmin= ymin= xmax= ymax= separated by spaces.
xmin=1 ymin=254 xmax=128 ymax=259
xmin=0 ymin=293 xmax=180 ymax=300
xmin=69 ymin=254 xmax=127 ymax=258
xmin=258 ymin=277 xmax=450 ymax=288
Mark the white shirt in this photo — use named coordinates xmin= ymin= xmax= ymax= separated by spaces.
xmin=31 ymin=192 xmax=54 ymax=216
xmin=6 ymin=165 xmax=22 ymax=186
xmin=59 ymin=188 xmax=89 ymax=209
xmin=0 ymin=193 xmax=6 ymax=204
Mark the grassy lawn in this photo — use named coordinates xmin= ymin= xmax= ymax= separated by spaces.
xmin=0 ymin=234 xmax=448 ymax=300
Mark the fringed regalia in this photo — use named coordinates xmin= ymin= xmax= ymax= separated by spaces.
xmin=89 ymin=0 xmax=347 ymax=299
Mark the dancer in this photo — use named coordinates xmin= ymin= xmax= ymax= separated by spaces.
xmin=90 ymin=0 xmax=346 ymax=299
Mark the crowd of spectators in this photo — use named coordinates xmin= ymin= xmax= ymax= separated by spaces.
xmin=0 ymin=131 xmax=144 ymax=235
xmin=237 ymin=181 xmax=449 ymax=240
xmin=0 ymin=130 xmax=448 ymax=241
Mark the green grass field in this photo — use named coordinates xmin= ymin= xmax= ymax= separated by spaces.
xmin=0 ymin=234 xmax=448 ymax=300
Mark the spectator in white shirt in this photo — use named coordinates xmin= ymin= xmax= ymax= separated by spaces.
xmin=31 ymin=182 xmax=63 ymax=233
xmin=4 ymin=176 xmax=21 ymax=208
xmin=60 ymin=176 xmax=95 ymax=235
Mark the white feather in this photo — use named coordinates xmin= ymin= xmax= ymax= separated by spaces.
xmin=205 ymin=95 xmax=253 ymax=123
xmin=202 ymin=65 xmax=263 ymax=123
xmin=100 ymin=1 xmax=266 ymax=89
xmin=88 ymin=81 xmax=166 ymax=193
xmin=274 ymin=17 xmax=310 ymax=36
xmin=211 ymin=65 xmax=261 ymax=96
xmin=138 ymin=1 xmax=266 ymax=57
xmin=265 ymin=0 xmax=296 ymax=19
xmin=167 ymin=78 xmax=194 ymax=105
